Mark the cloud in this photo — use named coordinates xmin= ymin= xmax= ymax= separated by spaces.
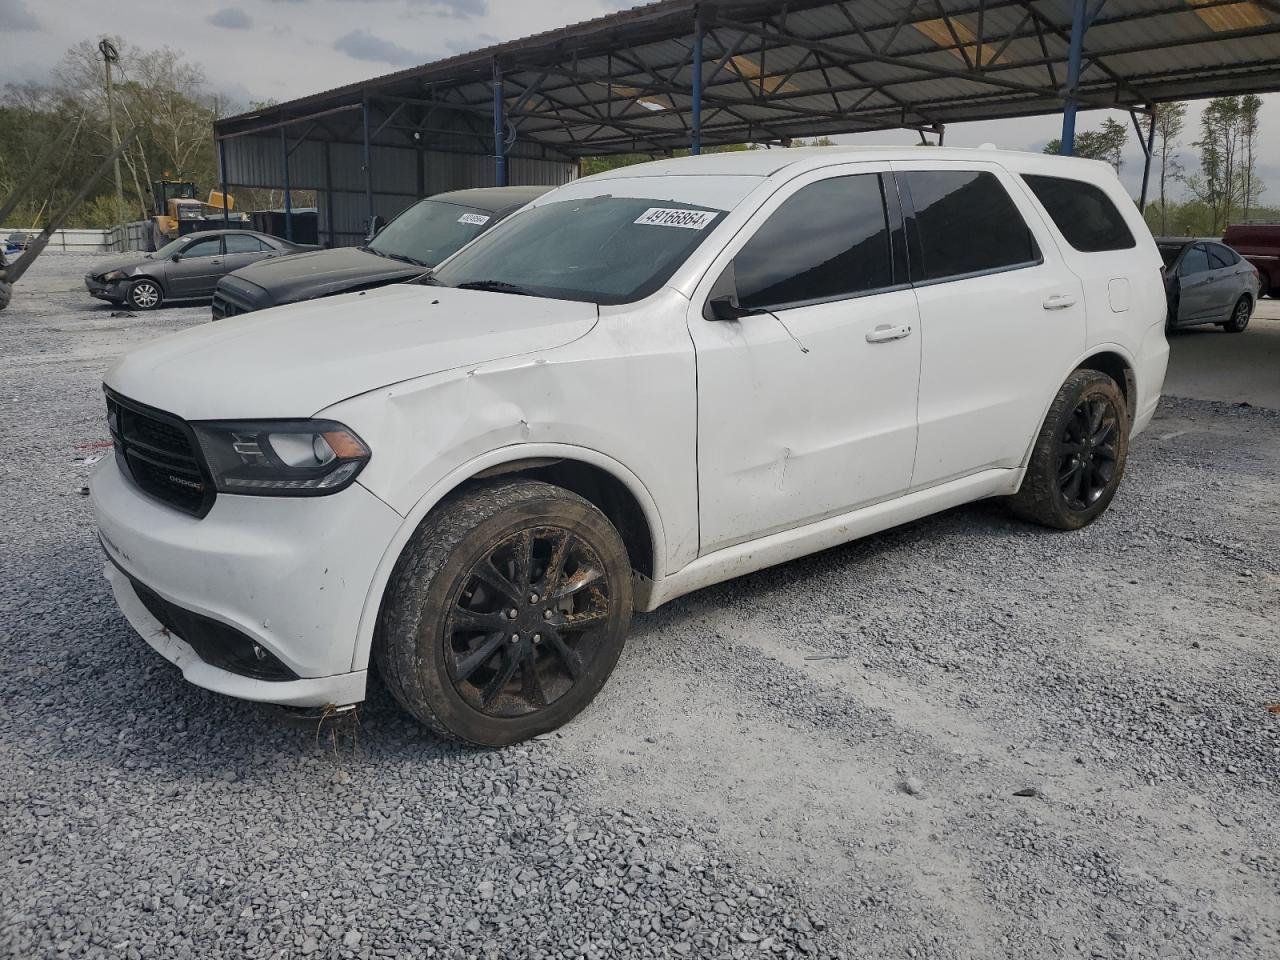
xmin=207 ymin=7 xmax=253 ymax=29
xmin=333 ymin=29 xmax=424 ymax=66
xmin=0 ymin=0 xmax=42 ymax=31
xmin=444 ymin=32 xmax=498 ymax=55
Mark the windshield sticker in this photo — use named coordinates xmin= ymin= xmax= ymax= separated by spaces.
xmin=458 ymin=213 xmax=491 ymax=226
xmin=634 ymin=207 xmax=717 ymax=230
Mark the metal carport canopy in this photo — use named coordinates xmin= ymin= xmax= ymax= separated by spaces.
xmin=214 ymin=0 xmax=1280 ymax=230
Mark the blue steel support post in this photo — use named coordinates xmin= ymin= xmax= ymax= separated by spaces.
xmin=217 ymin=138 xmax=230 ymax=229
xmin=1059 ymin=0 xmax=1088 ymax=156
xmin=493 ymin=60 xmax=507 ymax=186
xmin=691 ymin=8 xmax=703 ymax=156
xmin=280 ymin=126 xmax=293 ymax=242
xmin=362 ymin=94 xmax=375 ymax=231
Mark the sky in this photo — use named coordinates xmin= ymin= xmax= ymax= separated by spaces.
xmin=1 ymin=0 xmax=1277 ymax=202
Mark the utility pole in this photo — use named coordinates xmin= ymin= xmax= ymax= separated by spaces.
xmin=99 ymin=38 xmax=126 ymax=250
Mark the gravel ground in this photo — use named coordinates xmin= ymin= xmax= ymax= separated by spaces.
xmin=2 ymin=253 xmax=1278 ymax=960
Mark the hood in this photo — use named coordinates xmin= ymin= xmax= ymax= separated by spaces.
xmin=104 ymin=284 xmax=598 ymax=420
xmin=230 ymin=246 xmax=421 ymax=305
xmin=88 ymin=253 xmax=153 ymax=278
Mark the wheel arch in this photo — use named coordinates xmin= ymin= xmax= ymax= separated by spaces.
xmin=129 ymin=274 xmax=167 ymax=297
xmin=1018 ymin=344 xmax=1139 ymax=470
xmin=1074 ymin=348 xmax=1136 ymax=421
xmin=351 ymin=444 xmax=668 ymax=672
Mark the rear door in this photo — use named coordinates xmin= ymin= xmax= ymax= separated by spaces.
xmin=892 ymin=162 xmax=1087 ymax=489
xmin=1176 ymin=244 xmax=1214 ymax=321
xmin=166 ymin=235 xmax=225 ymax=299
xmin=222 ymin=233 xmax=276 ymax=274
xmin=1205 ymin=243 xmax=1244 ymax=317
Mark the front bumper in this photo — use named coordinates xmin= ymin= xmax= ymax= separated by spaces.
xmin=92 ymin=455 xmax=403 ymax=707
xmin=85 ymin=274 xmax=127 ymax=302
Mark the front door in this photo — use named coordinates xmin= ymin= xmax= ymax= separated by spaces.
xmin=1176 ymin=243 xmax=1215 ymax=323
xmin=892 ymin=163 xmax=1087 ymax=488
xmin=167 ymin=235 xmax=225 ymax=299
xmin=687 ymin=168 xmax=921 ymax=553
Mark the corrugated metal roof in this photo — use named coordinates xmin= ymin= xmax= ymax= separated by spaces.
xmin=215 ymin=0 xmax=1280 ymax=155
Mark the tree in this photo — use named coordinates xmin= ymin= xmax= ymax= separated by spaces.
xmin=1184 ymin=95 xmax=1265 ymax=232
xmin=1149 ymin=102 xmax=1186 ymax=234
xmin=1043 ymin=116 xmax=1127 ymax=172
xmin=1239 ymin=94 xmax=1264 ymax=220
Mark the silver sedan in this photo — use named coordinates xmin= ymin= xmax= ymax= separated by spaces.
xmin=1159 ymin=237 xmax=1262 ymax=334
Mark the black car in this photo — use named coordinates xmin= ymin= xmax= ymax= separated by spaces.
xmin=84 ymin=230 xmax=312 ymax=311
xmin=211 ymin=185 xmax=552 ymax=320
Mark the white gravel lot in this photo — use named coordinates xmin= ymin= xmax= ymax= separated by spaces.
xmin=2 ymin=252 xmax=1277 ymax=960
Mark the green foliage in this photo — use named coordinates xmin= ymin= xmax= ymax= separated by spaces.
xmin=1 ymin=38 xmax=227 ymax=229
xmin=1043 ymin=117 xmax=1128 ymax=171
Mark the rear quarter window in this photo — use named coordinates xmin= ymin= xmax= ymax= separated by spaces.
xmin=1022 ymin=174 xmax=1136 ymax=253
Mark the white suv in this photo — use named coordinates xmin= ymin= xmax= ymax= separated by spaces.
xmin=92 ymin=147 xmax=1168 ymax=746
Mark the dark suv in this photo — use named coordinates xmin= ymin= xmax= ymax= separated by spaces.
xmin=1222 ymin=223 xmax=1279 ymax=299
xmin=212 ymin=185 xmax=550 ymax=319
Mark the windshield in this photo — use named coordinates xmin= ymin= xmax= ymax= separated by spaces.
xmin=368 ymin=199 xmax=497 ymax=267
xmin=431 ymin=195 xmax=727 ymax=304
xmin=152 ymin=236 xmax=190 ymax=259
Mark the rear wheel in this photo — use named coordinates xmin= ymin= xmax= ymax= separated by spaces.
xmin=1010 ymin=370 xmax=1130 ymax=531
xmin=125 ymin=278 xmax=163 ymax=310
xmin=1221 ymin=295 xmax=1251 ymax=333
xmin=375 ymin=479 xmax=633 ymax=746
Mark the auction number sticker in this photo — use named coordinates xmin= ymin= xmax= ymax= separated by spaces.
xmin=458 ymin=213 xmax=491 ymax=226
xmin=634 ymin=207 xmax=717 ymax=230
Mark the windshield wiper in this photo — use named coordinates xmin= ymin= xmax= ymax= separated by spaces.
xmin=453 ymin=279 xmax=539 ymax=297
xmin=373 ymin=250 xmax=427 ymax=267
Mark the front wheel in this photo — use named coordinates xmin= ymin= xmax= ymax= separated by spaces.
xmin=375 ymin=479 xmax=633 ymax=746
xmin=125 ymin=278 xmax=163 ymax=310
xmin=1221 ymin=295 xmax=1251 ymax=333
xmin=1010 ymin=370 xmax=1130 ymax=531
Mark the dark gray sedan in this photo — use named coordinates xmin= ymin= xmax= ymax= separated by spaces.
xmin=1158 ymin=237 xmax=1262 ymax=333
xmin=85 ymin=230 xmax=312 ymax=310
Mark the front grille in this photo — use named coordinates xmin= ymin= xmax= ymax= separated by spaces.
xmin=106 ymin=389 xmax=215 ymax=517
xmin=124 ymin=568 xmax=298 ymax=682
xmin=210 ymin=287 xmax=258 ymax=321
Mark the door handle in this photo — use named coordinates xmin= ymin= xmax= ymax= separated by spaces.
xmin=1042 ymin=294 xmax=1077 ymax=310
xmin=865 ymin=323 xmax=912 ymax=343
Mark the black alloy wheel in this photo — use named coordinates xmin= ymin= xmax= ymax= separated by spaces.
xmin=445 ymin=525 xmax=611 ymax=718
xmin=1056 ymin=396 xmax=1120 ymax=513
xmin=375 ymin=479 xmax=633 ymax=746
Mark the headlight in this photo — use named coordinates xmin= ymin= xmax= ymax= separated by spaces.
xmin=101 ymin=269 xmax=128 ymax=282
xmin=192 ymin=420 xmax=371 ymax=496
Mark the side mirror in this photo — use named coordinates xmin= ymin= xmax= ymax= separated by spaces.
xmin=365 ymin=215 xmax=385 ymax=243
xmin=702 ymin=260 xmax=753 ymax=321
xmin=708 ymin=294 xmax=750 ymax=321
xmin=170 ymin=253 xmax=181 ymax=262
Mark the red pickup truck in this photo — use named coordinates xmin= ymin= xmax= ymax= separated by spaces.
xmin=1223 ymin=223 xmax=1279 ymax=299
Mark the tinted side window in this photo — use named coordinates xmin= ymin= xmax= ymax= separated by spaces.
xmin=1180 ymin=245 xmax=1210 ymax=275
xmin=182 ymin=237 xmax=221 ymax=258
xmin=1021 ymin=174 xmax=1136 ymax=252
xmin=1207 ymin=244 xmax=1237 ymax=268
xmin=225 ymin=234 xmax=266 ymax=253
xmin=904 ymin=171 xmax=1040 ymax=282
xmin=735 ymin=174 xmax=892 ymax=311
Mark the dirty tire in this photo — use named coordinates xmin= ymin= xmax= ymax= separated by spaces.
xmin=1221 ymin=295 xmax=1251 ymax=333
xmin=125 ymin=278 xmax=163 ymax=311
xmin=1009 ymin=369 xmax=1130 ymax=531
xmin=374 ymin=478 xmax=633 ymax=747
